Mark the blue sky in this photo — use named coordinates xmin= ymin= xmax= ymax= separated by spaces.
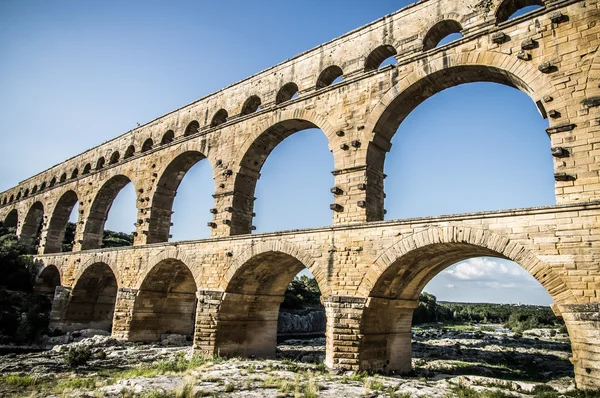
xmin=0 ymin=1 xmax=553 ymax=304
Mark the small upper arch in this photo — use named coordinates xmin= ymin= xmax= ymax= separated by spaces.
xmin=59 ymin=173 xmax=67 ymax=183
xmin=364 ymin=45 xmax=397 ymax=72
xmin=184 ymin=120 xmax=200 ymax=137
xmin=71 ymin=168 xmax=79 ymax=179
xmin=109 ymin=151 xmax=120 ymax=165
xmin=49 ymin=177 xmax=57 ymax=187
xmin=141 ymin=138 xmax=154 ymax=153
xmin=241 ymin=96 xmax=261 ymax=116
xmin=40 ymin=182 xmax=47 ymax=191
xmin=31 ymin=185 xmax=38 ymax=194
xmin=96 ymin=157 xmax=106 ymax=170
xmin=422 ymin=19 xmax=463 ymax=51
xmin=24 ymin=188 xmax=30 ymax=197
xmin=82 ymin=163 xmax=92 ymax=175
xmin=316 ymin=65 xmax=344 ymax=89
xmin=160 ymin=130 xmax=175 ymax=145
xmin=211 ymin=109 xmax=228 ymax=128
xmin=276 ymin=82 xmax=299 ymax=105
xmin=124 ymin=145 xmax=135 ymax=159
xmin=496 ymin=0 xmax=545 ymax=23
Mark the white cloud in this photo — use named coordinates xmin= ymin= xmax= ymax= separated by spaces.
xmin=481 ymin=282 xmax=517 ymax=289
xmin=446 ymin=284 xmax=455 ymax=288
xmin=444 ymin=258 xmax=523 ymax=281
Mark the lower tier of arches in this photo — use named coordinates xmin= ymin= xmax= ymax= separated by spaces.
xmin=45 ymin=288 xmax=600 ymax=390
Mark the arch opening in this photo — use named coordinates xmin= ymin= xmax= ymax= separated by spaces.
xmin=211 ymin=109 xmax=228 ymax=128
xmin=241 ymin=95 xmax=262 ymax=116
xmin=496 ymin=0 xmax=544 ymax=23
xmin=81 ymin=175 xmax=135 ymax=250
xmin=82 ymin=163 xmax=92 ymax=175
xmin=49 ymin=178 xmax=56 ymax=188
xmin=109 ymin=152 xmax=120 ymax=165
xmin=216 ymin=251 xmax=324 ymax=359
xmin=379 ymin=73 xmax=553 ymax=220
xmin=360 ymin=242 xmax=567 ymax=378
xmin=423 ymin=20 xmax=463 ymax=50
xmin=129 ymin=259 xmax=197 ymax=342
xmin=233 ymin=119 xmax=333 ymax=235
xmin=24 ymin=189 xmax=30 ymax=198
xmin=40 ymin=182 xmax=47 ymax=191
xmin=161 ymin=130 xmax=175 ymax=145
xmin=3 ymin=209 xmax=18 ymax=231
xmin=44 ymin=190 xmax=79 ymax=254
xmin=184 ymin=121 xmax=200 ymax=137
xmin=276 ymin=83 xmax=299 ymax=105
xmin=365 ymin=45 xmax=398 ymax=71
xmin=141 ymin=138 xmax=154 ymax=153
xmin=20 ymin=201 xmax=44 ymax=250
xmin=96 ymin=157 xmax=105 ymax=170
xmin=147 ymin=151 xmax=212 ymax=244
xmin=71 ymin=169 xmax=79 ymax=179
xmin=316 ymin=65 xmax=344 ymax=89
xmin=124 ymin=145 xmax=135 ymax=159
xmin=59 ymin=173 xmax=67 ymax=183
xmin=64 ymin=262 xmax=117 ymax=332
xmin=35 ymin=265 xmax=61 ymax=298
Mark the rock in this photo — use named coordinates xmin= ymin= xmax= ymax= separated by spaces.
xmin=46 ymin=335 xmax=70 ymax=347
xmin=161 ymin=334 xmax=189 ymax=347
xmin=278 ymin=308 xmax=326 ymax=335
xmin=76 ymin=329 xmax=110 ymax=339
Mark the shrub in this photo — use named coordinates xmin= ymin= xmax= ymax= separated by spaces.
xmin=64 ymin=346 xmax=92 ymax=367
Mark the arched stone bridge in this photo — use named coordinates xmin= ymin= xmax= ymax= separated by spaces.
xmin=0 ymin=0 xmax=599 ymax=389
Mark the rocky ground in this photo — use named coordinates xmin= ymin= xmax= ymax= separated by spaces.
xmin=0 ymin=325 xmax=595 ymax=398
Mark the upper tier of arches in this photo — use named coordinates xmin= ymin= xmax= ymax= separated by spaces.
xmin=0 ymin=0 xmax=558 ymax=207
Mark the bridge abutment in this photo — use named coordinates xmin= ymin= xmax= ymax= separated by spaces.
xmin=49 ymin=286 xmax=72 ymax=332
xmin=560 ymin=304 xmax=600 ymax=390
xmin=323 ymin=296 xmax=366 ymax=370
xmin=193 ymin=290 xmax=225 ymax=356
xmin=111 ymin=288 xmax=138 ymax=341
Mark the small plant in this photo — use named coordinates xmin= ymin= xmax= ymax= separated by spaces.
xmin=365 ymin=377 xmax=385 ymax=391
xmin=64 ymin=345 xmax=92 ymax=367
xmin=1 ymin=375 xmax=35 ymax=387
xmin=224 ymin=383 xmax=235 ymax=393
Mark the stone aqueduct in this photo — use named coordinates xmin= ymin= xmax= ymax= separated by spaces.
xmin=0 ymin=0 xmax=599 ymax=389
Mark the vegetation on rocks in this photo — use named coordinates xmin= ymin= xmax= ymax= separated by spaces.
xmin=413 ymin=292 xmax=563 ymax=332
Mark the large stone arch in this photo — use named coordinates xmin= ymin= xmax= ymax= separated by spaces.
xmin=146 ymin=146 xmax=213 ymax=244
xmin=72 ymin=255 xmax=121 ymax=288
xmin=34 ymin=264 xmax=61 ymax=297
xmin=129 ymin=258 xmax=198 ymax=342
xmin=224 ymin=240 xmax=328 ymax=295
xmin=214 ymin=240 xmax=326 ymax=358
xmin=362 ymin=50 xmax=567 ymax=219
xmin=3 ymin=208 xmax=18 ymax=230
xmin=365 ymin=50 xmax=565 ymax=145
xmin=228 ymin=110 xmax=340 ymax=235
xmin=20 ymin=201 xmax=45 ymax=249
xmin=44 ymin=190 xmax=79 ymax=254
xmin=63 ymin=262 xmax=118 ymax=332
xmin=359 ymin=226 xmax=575 ymax=304
xmin=356 ymin=226 xmax=576 ymax=374
xmin=81 ymin=174 xmax=137 ymax=250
